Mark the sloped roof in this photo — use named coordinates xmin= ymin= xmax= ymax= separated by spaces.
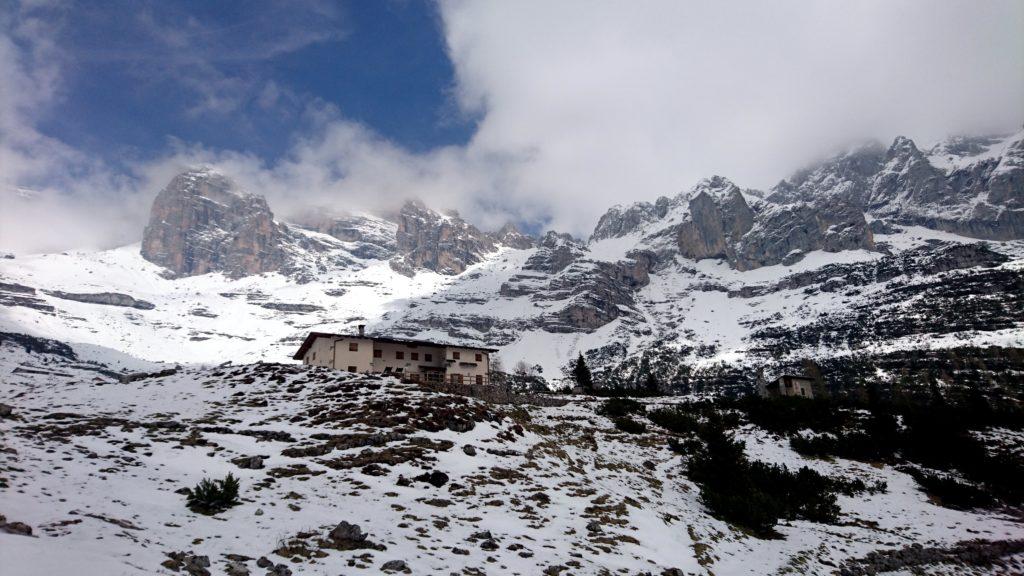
xmin=291 ymin=331 xmax=498 ymax=360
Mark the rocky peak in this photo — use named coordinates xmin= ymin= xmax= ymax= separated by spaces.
xmin=523 ymin=232 xmax=585 ymax=274
xmin=928 ymin=134 xmax=1008 ymax=160
xmin=868 ymin=136 xmax=954 ymax=211
xmin=140 ymin=168 xmax=288 ymax=278
xmin=390 ymin=199 xmax=497 ymax=276
xmin=767 ymin=141 xmax=886 ymax=206
xmin=493 ymin=223 xmax=535 ymax=249
xmin=687 ymin=175 xmax=742 ymax=200
xmin=675 ymin=179 xmax=755 ymax=263
xmin=590 ymin=202 xmax=660 ymax=241
xmin=296 ymin=212 xmax=398 ymax=261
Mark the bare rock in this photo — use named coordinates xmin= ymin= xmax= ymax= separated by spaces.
xmin=381 ymin=559 xmax=409 ymax=573
xmin=329 ymin=521 xmax=367 ymax=545
xmin=141 ymin=168 xmax=288 ymax=278
xmin=412 ymin=470 xmax=449 ymax=488
xmin=231 ymin=455 xmax=265 ymax=470
xmin=390 ymin=200 xmax=497 ymax=275
xmin=0 ymin=514 xmax=33 ymax=536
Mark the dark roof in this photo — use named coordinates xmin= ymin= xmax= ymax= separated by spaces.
xmin=291 ymin=331 xmax=498 ymax=360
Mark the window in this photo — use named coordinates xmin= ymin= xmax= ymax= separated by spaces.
xmin=312 ymin=352 xmax=316 ymax=361
xmin=349 ymin=342 xmax=358 ymax=351
xmin=373 ymin=349 xmax=382 ymax=358
xmin=411 ymin=352 xmax=419 ymax=361
xmin=452 ymin=351 xmax=461 ymax=360
xmin=475 ymin=353 xmax=482 ymax=362
xmin=347 ymin=366 xmax=357 ymax=372
xmin=425 ymin=353 xmax=433 ymax=362
xmin=475 ymin=375 xmax=483 ymax=385
xmin=451 ymin=374 xmax=463 ymax=384
xmin=396 ymin=351 xmax=404 ymax=360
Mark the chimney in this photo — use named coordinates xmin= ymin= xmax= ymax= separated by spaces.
xmin=357 ymin=324 xmax=365 ymax=337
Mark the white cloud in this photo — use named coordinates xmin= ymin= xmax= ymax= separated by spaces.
xmin=438 ymin=0 xmax=1024 ymax=234
xmin=2 ymin=0 xmax=1023 ymax=254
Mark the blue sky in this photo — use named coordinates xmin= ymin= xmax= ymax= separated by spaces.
xmin=30 ymin=1 xmax=473 ymax=169
xmin=2 ymin=1 xmax=1022 ymax=254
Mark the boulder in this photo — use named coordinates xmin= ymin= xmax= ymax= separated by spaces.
xmin=329 ymin=521 xmax=367 ymax=545
xmin=413 ymin=470 xmax=449 ymax=488
xmin=381 ymin=560 xmax=409 ymax=573
xmin=231 ymin=455 xmax=265 ymax=470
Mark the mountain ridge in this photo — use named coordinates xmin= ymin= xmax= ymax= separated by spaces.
xmin=2 ymin=129 xmax=1022 ymax=384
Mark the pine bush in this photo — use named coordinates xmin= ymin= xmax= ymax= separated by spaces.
xmin=185 ymin=473 xmax=241 ymax=515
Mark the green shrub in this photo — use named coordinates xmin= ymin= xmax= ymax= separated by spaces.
xmin=597 ymin=397 xmax=645 ymax=419
xmin=908 ymin=470 xmax=993 ymax=510
xmin=684 ymin=422 xmax=878 ymax=537
xmin=737 ymin=396 xmax=849 ymax=434
xmin=613 ymin=417 xmax=646 ymax=434
xmin=647 ymin=407 xmax=700 ymax=435
xmin=185 ymin=473 xmax=241 ymax=515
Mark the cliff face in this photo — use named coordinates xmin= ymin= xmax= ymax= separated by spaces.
xmin=140 ymin=169 xmax=287 ymax=278
xmin=590 ymin=176 xmax=874 ymax=272
xmin=767 ymin=130 xmax=1024 ymax=241
xmin=674 ymin=179 xmax=755 ymax=263
xmin=390 ymin=200 xmax=498 ymax=276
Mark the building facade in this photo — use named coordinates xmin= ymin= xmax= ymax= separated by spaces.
xmin=293 ymin=328 xmax=496 ymax=385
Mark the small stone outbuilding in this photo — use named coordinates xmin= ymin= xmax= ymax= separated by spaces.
xmin=761 ymin=374 xmax=815 ymax=399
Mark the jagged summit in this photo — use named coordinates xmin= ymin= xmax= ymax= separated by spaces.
xmin=389 ymin=199 xmax=499 ymax=276
xmin=494 ymin=222 xmax=535 ymax=249
xmin=140 ymin=168 xmax=288 ymax=278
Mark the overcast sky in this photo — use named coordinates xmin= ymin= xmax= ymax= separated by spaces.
xmin=1 ymin=0 xmax=1022 ymax=254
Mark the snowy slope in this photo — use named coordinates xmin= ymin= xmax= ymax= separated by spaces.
xmin=2 ymin=345 xmax=1021 ymax=575
xmin=2 ymin=223 xmax=1022 ymax=380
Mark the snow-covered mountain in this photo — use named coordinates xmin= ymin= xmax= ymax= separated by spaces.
xmin=1 ymin=130 xmax=1023 ymax=386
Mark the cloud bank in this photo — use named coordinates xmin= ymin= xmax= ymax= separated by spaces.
xmin=2 ymin=0 xmax=1022 ymax=254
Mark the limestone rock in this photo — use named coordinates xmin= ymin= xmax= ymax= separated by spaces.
xmin=493 ymin=223 xmax=536 ymax=249
xmin=141 ymin=168 xmax=288 ymax=278
xmin=390 ymin=200 xmax=497 ymax=275
xmin=45 ymin=290 xmax=155 ymax=310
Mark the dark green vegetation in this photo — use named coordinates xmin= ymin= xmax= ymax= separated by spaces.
xmin=185 ymin=473 xmax=241 ymax=515
xmin=596 ymin=397 xmax=645 ymax=418
xmin=628 ymin=379 xmax=1023 ymax=536
xmin=571 ymin=353 xmax=594 ymax=393
xmin=612 ymin=416 xmax=646 ymax=434
xmin=751 ymin=387 xmax=1024 ymax=511
xmin=594 ymin=343 xmax=1024 ymax=400
xmin=646 ymin=406 xmax=884 ymax=537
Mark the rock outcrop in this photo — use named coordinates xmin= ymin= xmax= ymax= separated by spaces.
xmin=767 ymin=141 xmax=886 ymax=206
xmin=45 ymin=290 xmax=156 ymax=310
xmin=591 ymin=198 xmax=671 ymax=241
xmin=522 ymin=232 xmax=586 ymax=275
xmin=493 ymin=223 xmax=535 ymax=249
xmin=390 ymin=200 xmax=497 ymax=275
xmin=674 ymin=177 xmax=755 ymax=263
xmin=589 ymin=176 xmax=874 ymax=271
xmin=141 ymin=169 xmax=288 ymax=278
xmin=301 ymin=213 xmax=398 ymax=261
xmin=735 ymin=198 xmax=874 ymax=270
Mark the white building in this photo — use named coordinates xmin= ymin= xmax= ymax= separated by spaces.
xmin=293 ymin=326 xmax=496 ymax=385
